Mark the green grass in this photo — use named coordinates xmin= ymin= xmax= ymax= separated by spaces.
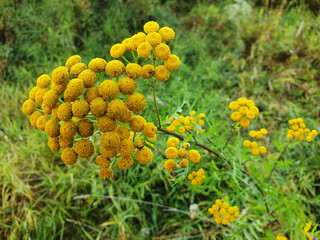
xmin=1 ymin=0 xmax=320 ymax=239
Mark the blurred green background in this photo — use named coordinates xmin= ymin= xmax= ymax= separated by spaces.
xmin=1 ymin=0 xmax=320 ymax=239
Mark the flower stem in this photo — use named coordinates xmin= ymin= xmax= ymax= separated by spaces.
xmin=121 ymin=56 xmax=130 ymax=64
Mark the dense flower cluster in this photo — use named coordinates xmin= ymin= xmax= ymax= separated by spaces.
xmin=286 ymin=117 xmax=318 ymax=142
xmin=165 ymin=111 xmax=206 ymax=134
xmin=208 ymin=199 xmax=240 ymax=225
xmin=187 ymin=168 xmax=206 ymax=185
xmin=276 ymin=236 xmax=287 ymax=240
xmin=229 ymin=98 xmax=259 ymax=128
xmin=243 ymin=128 xmax=267 ymax=155
xmin=163 ymin=137 xmax=200 ymax=172
xmin=109 ymin=21 xmax=180 ymax=82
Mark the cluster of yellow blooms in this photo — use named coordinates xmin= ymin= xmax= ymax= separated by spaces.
xmin=243 ymin=128 xmax=268 ymax=156
xmin=187 ymin=168 xmax=206 ymax=185
xmin=303 ymin=221 xmax=312 ymax=240
xmin=208 ymin=199 xmax=240 ymax=225
xmin=21 ymin=22 xmax=181 ymax=180
xmin=163 ymin=137 xmax=201 ymax=172
xmin=165 ymin=111 xmax=205 ymax=134
xmin=109 ymin=21 xmax=180 ymax=82
xmin=276 ymin=236 xmax=287 ymax=240
xmin=286 ymin=118 xmax=318 ymax=142
xmin=229 ymin=97 xmax=259 ymax=128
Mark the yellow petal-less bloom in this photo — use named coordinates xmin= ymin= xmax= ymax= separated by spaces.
xmin=65 ymin=55 xmax=81 ymax=70
xmin=107 ymin=99 xmax=127 ymax=119
xmin=100 ymin=132 xmax=121 ymax=150
xmin=239 ymin=118 xmax=250 ymax=128
xmin=246 ymin=111 xmax=255 ymax=120
xmin=64 ymin=78 xmax=85 ymax=102
xmin=249 ymin=106 xmax=259 ymax=116
xmin=121 ymin=38 xmax=132 ymax=51
xmin=36 ymin=115 xmax=50 ymax=131
xmin=70 ymin=63 xmax=87 ymax=78
xmin=164 ymin=54 xmax=181 ymax=71
xmin=137 ymin=42 xmax=152 ymax=58
xmin=119 ymin=139 xmax=135 ymax=157
xmin=101 ymin=147 xmax=118 ymax=158
xmin=97 ymin=116 xmax=117 ymax=132
xmin=90 ymin=97 xmax=107 ymax=117
xmin=37 ymin=74 xmax=51 ymax=88
xmin=126 ymin=93 xmax=146 ymax=112
xmin=178 ymin=126 xmax=185 ymax=134
xmin=142 ymin=64 xmax=155 ymax=79
xmin=44 ymin=119 xmax=60 ymax=138
xmin=51 ymin=82 xmax=67 ymax=94
xmin=187 ymin=149 xmax=201 ymax=164
xmin=35 ymin=88 xmax=47 ymax=104
xmin=143 ymin=21 xmax=159 ymax=34
xmin=154 ymin=43 xmax=171 ymax=60
xmin=260 ymin=128 xmax=268 ymax=135
xmin=143 ymin=122 xmax=157 ymax=138
xmin=30 ymin=111 xmax=42 ymax=128
xmin=239 ymin=106 xmax=248 ymax=115
xmin=130 ymin=32 xmax=146 ymax=51
xmin=29 ymin=87 xmax=39 ymax=100
xmin=165 ymin=147 xmax=178 ymax=159
xmin=249 ymin=131 xmax=257 ymax=138
xmin=78 ymin=69 xmax=96 ymax=88
xmin=146 ymin=32 xmax=162 ymax=46
xmin=129 ymin=115 xmax=146 ymax=132
xmin=243 ymin=140 xmax=251 ymax=148
xmin=110 ymin=43 xmax=125 ymax=58
xmin=125 ymin=63 xmax=143 ymax=79
xmin=246 ymin=100 xmax=255 ymax=108
xmin=84 ymin=87 xmax=100 ymax=103
xmin=76 ymin=118 xmax=94 ymax=138
xmin=178 ymin=148 xmax=187 ymax=158
xmin=182 ymin=142 xmax=190 ymax=149
xmin=61 ymin=148 xmax=77 ymax=165
xmin=99 ymin=80 xmax=119 ymax=100
xmin=117 ymin=156 xmax=134 ymax=169
xmin=251 ymin=142 xmax=258 ymax=148
xmin=251 ymin=148 xmax=259 ymax=156
xmin=259 ymin=146 xmax=267 ymax=155
xmin=118 ymin=77 xmax=137 ymax=95
xmin=75 ymin=139 xmax=94 ymax=158
xmin=72 ymin=99 xmax=90 ymax=118
xmin=99 ymin=168 xmax=113 ymax=179
xmin=164 ymin=159 xmax=177 ymax=172
xmin=229 ymin=101 xmax=240 ymax=111
xmin=311 ymin=129 xmax=318 ymax=136
xmin=179 ymin=158 xmax=188 ymax=168
xmin=154 ymin=65 xmax=171 ymax=82
xmin=167 ymin=137 xmax=180 ymax=148
xmin=105 ymin=60 xmax=125 ymax=78
xmin=114 ymin=126 xmax=130 ymax=140
xmin=60 ymin=121 xmax=76 ymax=138
xmin=256 ymin=131 xmax=263 ymax=139
xmin=136 ymin=146 xmax=153 ymax=164
xmin=51 ymin=66 xmax=69 ymax=85
xmin=96 ymin=156 xmax=111 ymax=168
xmin=59 ymin=136 xmax=74 ymax=149
xmin=22 ymin=99 xmax=36 ymax=115
xmin=48 ymin=137 xmax=60 ymax=152
xmin=237 ymin=97 xmax=247 ymax=106
xmin=88 ymin=58 xmax=107 ymax=72
xmin=43 ymin=89 xmax=59 ymax=108
xmin=158 ymin=27 xmax=175 ymax=42
xmin=231 ymin=112 xmax=241 ymax=121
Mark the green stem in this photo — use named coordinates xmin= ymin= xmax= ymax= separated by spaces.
xmin=222 ymin=123 xmax=238 ymax=150
xmin=121 ymin=56 xmax=130 ymax=64
xmin=143 ymin=78 xmax=153 ymax=87
xmin=131 ymin=51 xmax=136 ymax=63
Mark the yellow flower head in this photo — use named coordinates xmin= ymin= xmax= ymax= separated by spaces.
xmin=59 ymin=136 xmax=74 ymax=149
xmin=99 ymin=168 xmax=113 ymax=179
xmin=137 ymin=42 xmax=152 ymax=58
xmin=179 ymin=158 xmax=188 ymax=168
xmin=70 ymin=63 xmax=87 ymax=79
xmin=167 ymin=137 xmax=180 ymax=148
xmin=28 ymin=87 xmax=39 ymax=100
xmin=61 ymin=148 xmax=77 ymax=165
xmin=126 ymin=93 xmax=146 ymax=112
xmin=118 ymin=77 xmax=137 ymax=95
xmin=43 ymin=89 xmax=59 ymax=108
xmin=130 ymin=32 xmax=146 ymax=51
xmin=110 ymin=43 xmax=125 ymax=58
xmin=88 ymin=58 xmax=107 ymax=72
xmin=136 ymin=146 xmax=153 ymax=165
xmin=154 ymin=65 xmax=171 ymax=82
xmin=96 ymin=156 xmax=111 ymax=168
xmin=231 ymin=112 xmax=241 ymax=122
xmin=105 ymin=60 xmax=125 ymax=78
xmin=97 ymin=115 xmax=117 ymax=133
xmin=143 ymin=122 xmax=157 ymax=138
xmin=51 ymin=82 xmax=67 ymax=94
xmin=154 ymin=43 xmax=171 ymax=60
xmin=100 ymin=132 xmax=121 ymax=150
xmin=35 ymin=88 xmax=47 ymax=104
xmin=64 ymin=78 xmax=85 ymax=102
xmin=99 ymin=80 xmax=119 ymax=100
xmin=22 ymin=99 xmax=36 ymax=115
xmin=107 ymin=99 xmax=128 ymax=119
xmin=187 ymin=149 xmax=201 ymax=164
xmin=178 ymin=148 xmax=187 ymax=158
xmin=75 ymin=139 xmax=94 ymax=158
xmin=239 ymin=118 xmax=250 ymax=128
xmin=44 ymin=119 xmax=60 ymax=138
xmin=37 ymin=74 xmax=51 ymax=88
xmin=119 ymin=139 xmax=135 ymax=157
xmin=65 ymin=55 xmax=81 ymax=70
xmin=101 ymin=147 xmax=118 ymax=158
xmin=159 ymin=27 xmax=175 ymax=42
xmin=72 ymin=99 xmax=90 ymax=118
xmin=48 ymin=137 xmax=60 ymax=152
xmin=237 ymin=97 xmax=247 ymax=106
xmin=182 ymin=142 xmax=191 ymax=149
xmin=142 ymin=64 xmax=155 ymax=79
xmin=229 ymin=101 xmax=239 ymax=111
xmin=146 ymin=32 xmax=162 ymax=46
xmin=114 ymin=126 xmax=131 ymax=140
xmin=164 ymin=54 xmax=181 ymax=71
xmin=129 ymin=115 xmax=146 ymax=132
xmin=60 ymin=121 xmax=76 ymax=139
xmin=51 ymin=66 xmax=69 ymax=85
xmin=90 ymin=97 xmax=107 ymax=117
xmin=121 ymin=38 xmax=132 ymax=52
xmin=259 ymin=146 xmax=267 ymax=155
xmin=58 ymin=102 xmax=73 ymax=121
xmin=84 ymin=87 xmax=101 ymax=103
xmin=78 ymin=69 xmax=97 ymax=88
xmin=164 ymin=159 xmax=177 ymax=172
xmin=243 ymin=140 xmax=251 ymax=148
xmin=125 ymin=63 xmax=143 ymax=79
xmin=77 ymin=118 xmax=94 ymax=138
xmin=144 ymin=21 xmax=160 ymax=34
xmin=118 ymin=156 xmax=134 ymax=169
xmin=30 ymin=111 xmax=42 ymax=128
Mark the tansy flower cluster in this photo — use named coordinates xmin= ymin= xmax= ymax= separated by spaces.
xmin=187 ymin=168 xmax=206 ymax=185
xmin=208 ymin=199 xmax=240 ymax=225
xmin=165 ymin=111 xmax=205 ymax=134
xmin=229 ymin=98 xmax=259 ymax=128
xmin=163 ymin=138 xmax=201 ymax=172
xmin=243 ymin=129 xmax=267 ymax=156
xmin=249 ymin=128 xmax=268 ymax=139
xmin=109 ymin=21 xmax=180 ymax=82
xmin=276 ymin=235 xmax=287 ymax=240
xmin=286 ymin=117 xmax=318 ymax=142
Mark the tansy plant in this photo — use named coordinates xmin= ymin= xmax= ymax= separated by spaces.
xmin=22 ymin=21 xmax=318 ymax=236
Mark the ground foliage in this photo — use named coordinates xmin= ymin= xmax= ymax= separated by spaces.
xmin=0 ymin=0 xmax=320 ymax=239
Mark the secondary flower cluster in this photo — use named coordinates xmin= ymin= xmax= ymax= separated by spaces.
xmin=276 ymin=236 xmax=287 ymax=240
xmin=229 ymin=98 xmax=259 ymax=128
xmin=286 ymin=117 xmax=318 ymax=142
xmin=187 ymin=168 xmax=206 ymax=185
xmin=243 ymin=128 xmax=267 ymax=156
xmin=208 ymin=199 xmax=240 ymax=225
xmin=110 ymin=21 xmax=180 ymax=82
xmin=163 ymin=138 xmax=200 ymax=172
xmin=165 ymin=111 xmax=205 ymax=134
